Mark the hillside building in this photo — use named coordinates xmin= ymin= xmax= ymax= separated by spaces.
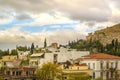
xmin=75 ymin=53 xmax=120 ymax=80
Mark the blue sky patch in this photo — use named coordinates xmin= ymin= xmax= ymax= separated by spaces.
xmin=20 ymin=22 xmax=80 ymax=33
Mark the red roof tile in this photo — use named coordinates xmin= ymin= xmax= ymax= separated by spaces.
xmin=84 ymin=53 xmax=120 ymax=59
xmin=75 ymin=53 xmax=120 ymax=61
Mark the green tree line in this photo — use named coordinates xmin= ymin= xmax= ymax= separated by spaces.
xmin=68 ymin=39 xmax=120 ymax=56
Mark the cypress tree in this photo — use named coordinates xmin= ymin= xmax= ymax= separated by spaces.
xmin=31 ymin=43 xmax=34 ymax=54
xmin=44 ymin=38 xmax=47 ymax=48
xmin=112 ymin=39 xmax=115 ymax=48
xmin=115 ymin=39 xmax=118 ymax=52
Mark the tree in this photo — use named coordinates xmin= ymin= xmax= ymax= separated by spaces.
xmin=20 ymin=59 xmax=29 ymax=66
xmin=36 ymin=62 xmax=62 ymax=80
xmin=95 ymin=77 xmax=102 ymax=80
xmin=68 ymin=73 xmax=91 ymax=80
xmin=30 ymin=43 xmax=34 ymax=54
xmin=11 ymin=49 xmax=18 ymax=55
xmin=0 ymin=77 xmax=4 ymax=80
xmin=44 ymin=38 xmax=47 ymax=48
xmin=112 ymin=39 xmax=115 ymax=48
xmin=0 ymin=67 xmax=5 ymax=74
xmin=115 ymin=39 xmax=119 ymax=52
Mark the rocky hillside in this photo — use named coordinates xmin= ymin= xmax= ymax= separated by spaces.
xmin=86 ymin=23 xmax=120 ymax=45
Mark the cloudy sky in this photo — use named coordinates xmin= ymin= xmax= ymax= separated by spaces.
xmin=0 ymin=0 xmax=120 ymax=49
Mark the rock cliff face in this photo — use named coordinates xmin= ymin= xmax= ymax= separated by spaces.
xmin=86 ymin=23 xmax=120 ymax=45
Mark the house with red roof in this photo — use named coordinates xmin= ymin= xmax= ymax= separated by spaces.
xmin=74 ymin=53 xmax=120 ymax=80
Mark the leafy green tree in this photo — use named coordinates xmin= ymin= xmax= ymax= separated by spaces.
xmin=95 ymin=77 xmax=102 ymax=80
xmin=11 ymin=49 xmax=18 ymax=55
xmin=20 ymin=58 xmax=29 ymax=66
xmin=0 ymin=67 xmax=5 ymax=74
xmin=0 ymin=67 xmax=4 ymax=79
xmin=36 ymin=62 xmax=62 ymax=80
xmin=68 ymin=73 xmax=91 ymax=80
xmin=67 ymin=38 xmax=120 ymax=56
xmin=0 ymin=77 xmax=4 ymax=80
xmin=17 ymin=45 xmax=28 ymax=51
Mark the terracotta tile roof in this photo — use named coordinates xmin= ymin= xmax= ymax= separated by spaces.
xmin=84 ymin=53 xmax=120 ymax=59
xmin=75 ymin=53 xmax=120 ymax=61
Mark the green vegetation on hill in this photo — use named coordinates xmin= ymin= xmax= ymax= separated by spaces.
xmin=16 ymin=45 xmax=30 ymax=51
xmin=68 ymin=38 xmax=120 ymax=56
xmin=0 ymin=49 xmax=9 ymax=59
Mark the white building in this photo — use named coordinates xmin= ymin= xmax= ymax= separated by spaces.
xmin=56 ymin=51 xmax=90 ymax=63
xmin=30 ymin=49 xmax=90 ymax=67
xmin=75 ymin=53 xmax=120 ymax=80
xmin=18 ymin=51 xmax=30 ymax=60
xmin=29 ymin=53 xmax=44 ymax=67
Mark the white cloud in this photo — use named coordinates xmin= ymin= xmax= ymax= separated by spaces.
xmin=0 ymin=19 xmax=12 ymax=25
xmin=0 ymin=0 xmax=112 ymax=22
xmin=0 ymin=26 xmax=85 ymax=49
xmin=25 ymin=12 xmax=78 ymax=26
xmin=0 ymin=0 xmax=120 ymax=49
xmin=109 ymin=3 xmax=120 ymax=23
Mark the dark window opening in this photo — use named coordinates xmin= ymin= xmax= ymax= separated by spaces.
xmin=106 ymin=71 xmax=109 ymax=80
xmin=16 ymin=71 xmax=19 ymax=76
xmin=12 ymin=71 xmax=15 ymax=76
xmin=93 ymin=72 xmax=95 ymax=79
xmin=6 ymin=71 xmax=10 ymax=75
xmin=26 ymin=71 xmax=29 ymax=76
xmin=100 ymin=62 xmax=103 ymax=70
xmin=106 ymin=62 xmax=109 ymax=69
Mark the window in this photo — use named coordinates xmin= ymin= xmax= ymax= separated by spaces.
xmin=111 ymin=62 xmax=113 ymax=68
xmin=54 ymin=54 xmax=58 ymax=64
xmin=100 ymin=62 xmax=103 ymax=70
xmin=93 ymin=72 xmax=95 ymax=79
xmin=100 ymin=72 xmax=103 ymax=79
xmin=88 ymin=63 xmax=90 ymax=69
xmin=33 ymin=71 xmax=35 ymax=75
xmin=6 ymin=71 xmax=10 ymax=75
xmin=26 ymin=71 xmax=29 ymax=76
xmin=16 ymin=71 xmax=19 ymax=76
xmin=4 ymin=62 xmax=6 ymax=66
xmin=12 ymin=71 xmax=15 ymax=76
xmin=106 ymin=62 xmax=109 ymax=69
xmin=106 ymin=71 xmax=109 ymax=80
xmin=93 ymin=63 xmax=95 ymax=69
xmin=16 ymin=71 xmax=21 ymax=76
xmin=18 ymin=71 xmax=21 ymax=76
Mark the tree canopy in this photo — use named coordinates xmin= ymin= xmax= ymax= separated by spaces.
xmin=36 ymin=62 xmax=62 ymax=80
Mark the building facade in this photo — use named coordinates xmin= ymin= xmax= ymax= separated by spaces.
xmin=2 ymin=67 xmax=36 ymax=80
xmin=30 ymin=49 xmax=90 ymax=67
xmin=75 ymin=53 xmax=120 ymax=80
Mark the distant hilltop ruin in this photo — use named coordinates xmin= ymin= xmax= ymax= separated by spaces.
xmin=86 ymin=23 xmax=120 ymax=45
